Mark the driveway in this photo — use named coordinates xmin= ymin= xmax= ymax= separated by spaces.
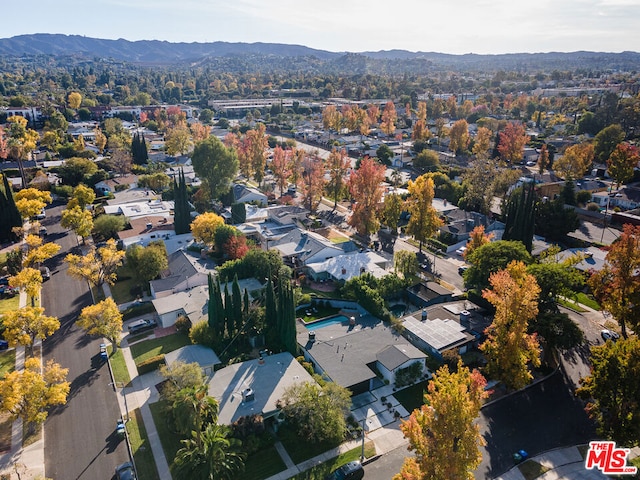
xmin=42 ymin=205 xmax=130 ymax=480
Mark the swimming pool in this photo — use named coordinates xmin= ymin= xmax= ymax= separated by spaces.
xmin=304 ymin=315 xmax=350 ymax=330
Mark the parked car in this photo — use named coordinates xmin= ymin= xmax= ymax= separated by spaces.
xmin=35 ymin=209 xmax=46 ymax=220
xmin=115 ymin=461 xmax=136 ymax=480
xmin=455 ymin=246 xmax=467 ymax=257
xmin=601 ymin=329 xmax=620 ymax=342
xmin=325 ymin=460 xmax=364 ymax=480
xmin=0 ymin=276 xmax=9 ymax=286
xmin=39 ymin=226 xmax=47 ymax=237
xmin=458 ymin=266 xmax=469 ymax=276
xmin=127 ymin=318 xmax=158 ymax=334
xmin=39 ymin=267 xmax=51 ymax=280
xmin=0 ymin=340 xmax=9 ymax=351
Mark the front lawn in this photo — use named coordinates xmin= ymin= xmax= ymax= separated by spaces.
xmin=243 ymin=445 xmax=286 ymax=480
xmin=108 ymin=346 xmax=131 ymax=385
xmin=130 ymin=333 xmax=191 ymax=366
xmin=128 ymin=408 xmax=160 ymax=480
xmin=301 ymin=286 xmax=338 ymax=300
xmin=393 ymin=381 xmax=428 ymax=414
xmin=111 ymin=264 xmax=142 ymax=304
xmin=0 ymin=349 xmax=15 ymax=379
xmin=573 ymin=292 xmax=601 ymax=311
xmin=149 ymin=400 xmax=184 ymax=468
xmin=0 ymin=295 xmax=19 ymax=316
xmin=289 ymin=442 xmax=376 ymax=480
xmin=278 ymin=425 xmax=342 ymax=464
xmin=297 ymin=305 xmax=341 ymax=323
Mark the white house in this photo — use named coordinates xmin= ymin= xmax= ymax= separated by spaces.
xmin=375 ymin=344 xmax=427 ymax=385
xmin=305 ymin=251 xmax=388 ymax=283
xmin=104 ymin=199 xmax=174 ymax=220
xmin=150 ymin=250 xmax=217 ymax=299
xmin=232 ymin=183 xmax=268 ymax=206
xmin=152 ymin=285 xmax=209 ymax=327
xmin=271 ymin=228 xmax=356 ymax=267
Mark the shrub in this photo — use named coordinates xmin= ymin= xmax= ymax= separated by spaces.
xmin=121 ymin=302 xmax=155 ymax=321
xmin=174 ymin=315 xmax=192 ymax=335
xmin=137 ymin=354 xmax=165 ymax=374
xmin=586 ymin=202 xmax=601 ymax=211
xmin=189 ymin=320 xmax=215 ymax=346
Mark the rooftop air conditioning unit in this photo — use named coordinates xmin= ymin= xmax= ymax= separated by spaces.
xmin=242 ymin=388 xmax=255 ymax=403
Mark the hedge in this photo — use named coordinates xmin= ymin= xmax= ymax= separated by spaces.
xmin=122 ymin=302 xmax=156 ymax=321
xmin=136 ymin=354 xmax=166 ymax=375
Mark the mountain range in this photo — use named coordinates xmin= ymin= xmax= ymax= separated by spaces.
xmin=1 ymin=34 xmax=639 ymax=72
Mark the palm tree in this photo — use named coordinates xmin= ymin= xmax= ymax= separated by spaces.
xmin=172 ymin=385 xmax=219 ymax=437
xmin=174 ymin=424 xmax=246 ymax=480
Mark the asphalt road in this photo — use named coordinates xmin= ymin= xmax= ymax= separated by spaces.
xmin=41 ymin=204 xmax=129 ymax=480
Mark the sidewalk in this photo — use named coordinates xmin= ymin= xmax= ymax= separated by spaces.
xmin=0 ymin=291 xmax=46 ymax=480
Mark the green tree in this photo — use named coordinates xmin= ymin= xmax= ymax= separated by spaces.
xmin=57 ymin=157 xmax=98 ymax=187
xmin=413 ymin=149 xmax=440 ymax=172
xmin=0 ymin=172 xmax=22 ymax=242
xmin=326 ymin=148 xmax=350 ymax=209
xmin=173 ymin=424 xmax=245 ymax=480
xmin=92 ymin=214 xmax=126 ymax=240
xmin=376 ymin=144 xmax=393 ymax=166
xmin=394 ymin=250 xmax=418 ymax=281
xmin=480 ymin=261 xmax=541 ymax=390
xmin=174 ymin=169 xmax=191 ymax=235
xmin=280 ymin=381 xmax=351 ymax=444
xmin=466 ymin=240 xmax=532 ymax=291
xmin=382 ymin=193 xmax=403 ymax=233
xmin=405 ymin=175 xmax=442 ymax=252
xmin=594 ymin=123 xmax=625 ymax=164
xmin=125 ymin=242 xmax=168 ymax=286
xmin=502 ymin=182 xmax=537 ymax=252
xmin=159 ymin=361 xmax=205 ymax=404
xmin=77 ymin=298 xmax=123 ymax=351
xmin=172 ymin=385 xmax=219 ymax=436
xmin=394 ymin=362 xmax=487 ymax=480
xmin=577 ymin=337 xmax=640 ymax=446
xmin=534 ymin=197 xmax=579 ymax=242
xmin=607 ymin=142 xmax=639 ymax=190
xmin=191 ymin=136 xmax=239 ymax=200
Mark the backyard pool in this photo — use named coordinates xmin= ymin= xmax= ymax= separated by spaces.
xmin=304 ymin=315 xmax=350 ymax=330
xmin=390 ymin=303 xmax=407 ymax=317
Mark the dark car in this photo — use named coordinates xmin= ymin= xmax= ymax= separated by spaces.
xmin=115 ymin=461 xmax=136 ymax=480
xmin=325 ymin=460 xmax=364 ymax=480
xmin=127 ymin=318 xmax=158 ymax=334
xmin=0 ymin=340 xmax=9 ymax=351
xmin=0 ymin=276 xmax=9 ymax=286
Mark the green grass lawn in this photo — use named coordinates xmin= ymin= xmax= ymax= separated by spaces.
xmin=128 ymin=408 xmax=160 ymax=480
xmin=0 ymin=349 xmax=15 ymax=379
xmin=243 ymin=445 xmax=287 ymax=480
xmin=573 ymin=292 xmax=601 ymax=311
xmin=278 ymin=425 xmax=342 ymax=464
xmin=111 ymin=265 xmax=140 ymax=304
xmin=393 ymin=381 xmax=428 ymax=414
xmin=300 ymin=286 xmax=338 ymax=300
xmin=289 ymin=442 xmax=376 ymax=480
xmin=297 ymin=305 xmax=341 ymax=323
xmin=558 ymin=298 xmax=587 ymax=312
xmin=108 ymin=346 xmax=131 ymax=385
xmin=149 ymin=401 xmax=184 ymax=469
xmin=0 ymin=295 xmax=20 ymax=316
xmin=130 ymin=333 xmax=191 ymax=366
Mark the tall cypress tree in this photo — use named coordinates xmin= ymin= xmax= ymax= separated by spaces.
xmin=173 ymin=169 xmax=191 ymax=234
xmin=232 ymin=274 xmax=243 ymax=334
xmin=503 ymin=182 xmax=537 ymax=252
xmin=243 ymin=288 xmax=249 ymax=317
xmin=0 ymin=173 xmax=22 ymax=242
xmin=265 ymin=277 xmax=278 ymax=347
xmin=224 ymin=284 xmax=234 ymax=338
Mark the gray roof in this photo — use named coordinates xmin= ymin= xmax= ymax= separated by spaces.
xmin=209 ymin=352 xmax=316 ymax=425
xmin=272 ymin=229 xmax=344 ymax=263
xmin=152 ymin=285 xmax=209 ymax=320
xmin=376 ymin=344 xmax=425 ymax=371
xmin=298 ymin=320 xmax=405 ymax=389
xmin=150 ymin=250 xmax=215 ymax=293
xmin=165 ymin=345 xmax=221 ymax=369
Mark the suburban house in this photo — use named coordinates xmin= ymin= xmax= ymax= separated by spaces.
xmin=152 ymin=285 xmax=209 ymax=327
xmin=165 ymin=345 xmax=221 ymax=376
xmin=401 ymin=303 xmax=482 ymax=360
xmin=150 ymin=249 xmax=217 ymax=298
xmin=591 ymin=186 xmax=640 ymax=211
xmin=305 ymin=251 xmax=389 ymax=283
xmin=232 ymin=183 xmax=268 ymax=207
xmin=104 ymin=199 xmax=174 ymax=220
xmin=271 ymin=228 xmax=356 ymax=269
xmin=439 ymin=210 xmax=499 ymax=244
xmin=298 ymin=314 xmax=427 ymax=394
xmin=208 ymin=352 xmax=316 ymax=425
xmin=556 ymin=247 xmax=607 ymax=273
xmin=407 ymin=281 xmax=455 ymax=308
xmin=117 ymin=215 xmax=175 ymax=249
xmin=95 ymin=174 xmax=139 ymax=196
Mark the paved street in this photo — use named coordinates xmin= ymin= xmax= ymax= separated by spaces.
xmin=41 ymin=204 xmax=129 ymax=480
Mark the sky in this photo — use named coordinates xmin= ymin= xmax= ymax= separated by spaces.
xmin=3 ymin=0 xmax=640 ymax=55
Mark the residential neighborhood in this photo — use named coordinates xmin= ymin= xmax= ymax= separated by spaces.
xmin=1 ymin=35 xmax=640 ymax=480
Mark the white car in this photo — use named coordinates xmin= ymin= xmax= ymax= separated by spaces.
xmin=455 ymin=246 xmax=467 ymax=256
xmin=601 ymin=329 xmax=620 ymax=342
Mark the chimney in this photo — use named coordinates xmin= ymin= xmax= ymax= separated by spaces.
xmin=341 ymin=267 xmax=347 ymax=275
xmin=460 ymin=310 xmax=471 ymax=326
xmin=308 ymin=331 xmax=316 ymax=342
xmin=421 ymin=309 xmax=428 ymax=322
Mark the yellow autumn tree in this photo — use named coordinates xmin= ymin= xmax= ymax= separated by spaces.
xmin=472 ymin=126 xmax=493 ymax=160
xmin=190 ymin=212 xmax=225 ymax=249
xmin=67 ymin=92 xmax=82 ymax=109
xmin=61 ymin=205 xmax=93 ymax=243
xmin=380 ymin=101 xmax=397 ymax=137
xmin=9 ymin=267 xmax=43 ymax=306
xmin=23 ymin=236 xmax=60 ymax=268
xmin=0 ymin=357 xmax=69 ymax=431
xmin=395 ymin=362 xmax=487 ymax=480
xmin=405 ymin=174 xmax=443 ymax=252
xmin=554 ymin=142 xmax=595 ymax=180
xmin=2 ymin=306 xmax=60 ymax=356
xmin=480 ymin=261 xmax=541 ymax=390
xmin=65 ymin=239 xmax=125 ymax=288
xmin=14 ymin=188 xmax=52 ymax=219
xmin=77 ymin=297 xmax=123 ymax=351
xmin=448 ymin=119 xmax=470 ymax=154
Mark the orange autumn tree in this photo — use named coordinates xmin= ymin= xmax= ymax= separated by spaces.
xmin=465 ymin=225 xmax=494 ymax=259
xmin=348 ymin=156 xmax=386 ymax=236
xmin=589 ymin=224 xmax=640 ymax=338
xmin=271 ymin=145 xmax=291 ymax=196
xmin=395 ymin=362 xmax=487 ymax=480
xmin=326 ymin=148 xmax=351 ymax=210
xmin=380 ymin=101 xmax=397 ymax=137
xmin=300 ymin=153 xmax=326 ymax=213
xmin=480 ymin=260 xmax=541 ymax=390
xmin=497 ymin=122 xmax=529 ymax=164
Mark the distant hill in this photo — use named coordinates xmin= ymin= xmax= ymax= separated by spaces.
xmin=0 ymin=34 xmax=638 ymax=72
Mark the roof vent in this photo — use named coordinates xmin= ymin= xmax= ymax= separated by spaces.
xmin=421 ymin=309 xmax=428 ymax=322
xmin=242 ymin=388 xmax=255 ymax=403
xmin=460 ymin=310 xmax=471 ymax=325
xmin=308 ymin=331 xmax=316 ymax=342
